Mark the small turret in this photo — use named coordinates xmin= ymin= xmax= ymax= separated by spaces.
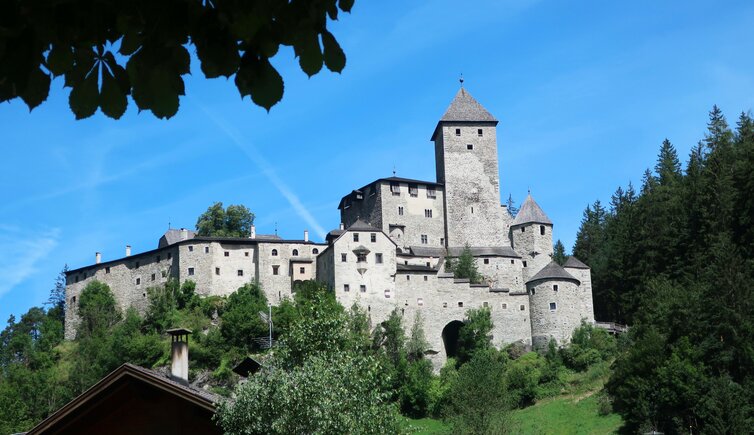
xmin=525 ymin=261 xmax=581 ymax=348
xmin=511 ymin=193 xmax=553 ymax=280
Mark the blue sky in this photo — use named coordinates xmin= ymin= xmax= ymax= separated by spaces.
xmin=2 ymin=0 xmax=754 ymax=322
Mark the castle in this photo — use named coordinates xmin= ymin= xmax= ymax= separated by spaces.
xmin=64 ymin=87 xmax=595 ymax=368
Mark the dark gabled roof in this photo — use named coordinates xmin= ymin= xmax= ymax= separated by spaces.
xmin=408 ymin=246 xmax=447 ymax=257
xmin=526 ymin=260 xmax=580 ymax=285
xmin=446 ymin=246 xmax=521 ymax=258
xmin=347 ymin=219 xmax=380 ymax=232
xmin=563 ymin=256 xmax=590 ymax=269
xmin=27 ymin=363 xmax=219 ymax=434
xmin=159 ymin=228 xmax=196 ymax=247
xmin=397 ymin=263 xmax=437 ymax=273
xmin=233 ymin=356 xmax=263 ymax=377
xmin=337 ymin=177 xmax=443 ymax=209
xmin=512 ymin=194 xmax=552 ymax=226
xmin=431 ymin=87 xmax=498 ymax=140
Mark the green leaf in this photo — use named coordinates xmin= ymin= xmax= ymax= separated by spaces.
xmin=321 ymin=31 xmax=346 ymax=73
xmin=19 ymin=67 xmax=51 ymax=111
xmin=69 ymin=68 xmax=100 ymax=120
xmin=47 ymin=45 xmax=74 ymax=76
xmin=339 ymin=0 xmax=355 ymax=12
xmin=235 ymin=57 xmax=284 ymax=111
xmin=148 ymin=68 xmax=181 ymax=119
xmin=296 ymin=33 xmax=323 ymax=77
xmin=99 ymin=68 xmax=128 ymax=119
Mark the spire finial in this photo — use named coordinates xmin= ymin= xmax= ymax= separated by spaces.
xmin=528 ymin=187 xmax=531 ymax=195
xmin=459 ymin=73 xmax=464 ymax=87
xmin=274 ymin=222 xmax=278 ymax=236
xmin=392 ymin=165 xmax=396 ymax=177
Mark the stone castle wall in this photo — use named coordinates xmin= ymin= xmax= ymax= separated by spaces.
xmin=511 ymin=223 xmax=554 ymax=282
xmin=527 ymin=278 xmax=584 ymax=348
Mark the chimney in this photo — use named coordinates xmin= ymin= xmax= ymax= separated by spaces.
xmin=125 ymin=245 xmax=131 ymax=257
xmin=167 ymin=328 xmax=192 ymax=385
xmin=339 ymin=223 xmax=345 ymax=231
xmin=180 ymin=228 xmax=188 ymax=240
xmin=304 ymin=230 xmax=309 ymax=242
xmin=95 ymin=252 xmax=101 ymax=264
xmin=250 ymin=225 xmax=256 ymax=239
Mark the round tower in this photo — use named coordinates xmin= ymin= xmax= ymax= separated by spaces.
xmin=510 ymin=193 xmax=553 ymax=281
xmin=563 ymin=256 xmax=595 ymax=324
xmin=526 ymin=260 xmax=582 ymax=349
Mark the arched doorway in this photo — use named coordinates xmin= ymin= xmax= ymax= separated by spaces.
xmin=441 ymin=320 xmax=464 ymax=359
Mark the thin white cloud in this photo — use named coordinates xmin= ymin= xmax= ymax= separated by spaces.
xmin=194 ymin=100 xmax=327 ymax=240
xmin=0 ymin=227 xmax=60 ymax=298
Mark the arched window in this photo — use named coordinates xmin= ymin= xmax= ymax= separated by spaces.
xmin=271 ymin=249 xmax=278 ymax=256
xmin=292 ymin=249 xmax=299 ymax=256
xmin=312 ymin=248 xmax=319 ymax=254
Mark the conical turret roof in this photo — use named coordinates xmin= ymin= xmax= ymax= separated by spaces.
xmin=440 ymin=88 xmax=497 ymax=122
xmin=563 ymin=256 xmax=590 ymax=269
xmin=512 ymin=194 xmax=552 ymax=226
xmin=526 ymin=260 xmax=580 ymax=285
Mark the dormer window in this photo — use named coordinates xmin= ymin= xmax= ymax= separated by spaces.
xmin=390 ymin=182 xmax=400 ymax=195
xmin=426 ymin=187 xmax=436 ymax=198
xmin=409 ymin=184 xmax=418 ymax=197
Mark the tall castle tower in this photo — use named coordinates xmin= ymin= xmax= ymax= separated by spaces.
xmin=432 ymin=87 xmax=507 ymax=248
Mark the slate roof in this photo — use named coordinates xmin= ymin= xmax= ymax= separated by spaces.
xmin=397 ymin=264 xmax=437 ymax=272
xmin=526 ymin=260 xmax=580 ymax=285
xmin=338 ymin=176 xmax=443 ymax=209
xmin=447 ymin=246 xmax=521 ymax=258
xmin=512 ymin=194 xmax=552 ymax=226
xmin=159 ymin=228 xmax=196 ymax=247
xmin=563 ymin=256 xmax=590 ymax=269
xmin=347 ymin=219 xmax=380 ymax=232
xmin=409 ymin=246 xmax=447 ymax=257
xmin=440 ymin=88 xmax=497 ymax=122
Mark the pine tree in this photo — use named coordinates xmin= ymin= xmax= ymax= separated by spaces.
xmin=47 ymin=265 xmax=68 ymax=323
xmin=552 ymin=240 xmax=567 ymax=265
xmin=505 ymin=194 xmax=519 ymax=218
xmin=655 ymin=138 xmax=682 ymax=186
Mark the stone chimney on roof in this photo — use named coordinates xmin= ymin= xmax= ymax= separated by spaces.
xmin=180 ymin=228 xmax=188 ymax=241
xmin=339 ymin=223 xmax=345 ymax=230
xmin=125 ymin=245 xmax=131 ymax=257
xmin=167 ymin=328 xmax=192 ymax=386
xmin=304 ymin=230 xmax=309 ymax=242
xmin=95 ymin=252 xmax=101 ymax=264
xmin=250 ymin=225 xmax=256 ymax=239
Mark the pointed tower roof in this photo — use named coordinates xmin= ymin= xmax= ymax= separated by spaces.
xmin=431 ymin=87 xmax=498 ymax=140
xmin=441 ymin=88 xmax=497 ymax=122
xmin=563 ymin=256 xmax=590 ymax=269
xmin=512 ymin=194 xmax=552 ymax=226
xmin=526 ymin=260 xmax=580 ymax=285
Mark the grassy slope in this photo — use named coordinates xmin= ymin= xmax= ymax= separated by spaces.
xmin=401 ymin=362 xmax=623 ymax=434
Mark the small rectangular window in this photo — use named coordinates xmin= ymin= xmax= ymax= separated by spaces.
xmin=423 ymin=275 xmax=428 ymax=281
xmin=424 ymin=209 xmax=433 ymax=218
xmin=188 ymin=246 xmax=194 ymax=252
xmin=455 ymin=128 xmax=461 ymax=136
xmin=483 ymin=258 xmax=490 ymax=264
xmin=245 ymin=251 xmax=249 ymax=257
xmin=360 ymin=285 xmax=367 ymax=293
xmin=502 ymin=303 xmax=508 ymax=309
xmin=161 ymin=270 xmax=167 ymax=278
xmin=353 ymin=233 xmax=359 ymax=242
xmin=549 ymin=302 xmax=557 ymax=310
xmin=188 ymin=267 xmax=194 ymax=276
xmin=483 ymin=301 xmax=489 ymax=307
xmin=299 ymin=267 xmax=305 ymax=274
xmin=467 ymin=144 xmax=473 ymax=150
xmin=151 ymin=273 xmax=156 ymax=281
xmin=511 ymin=259 xmax=515 ymax=264
xmin=272 ymin=265 xmax=279 ymax=275
xmin=398 ymin=206 xmax=404 ymax=216
xmin=540 ymin=225 xmax=545 ymax=236
xmin=443 ymin=302 xmax=448 ymax=308
xmin=341 ymin=253 xmax=347 ymax=262
xmin=409 ymin=184 xmax=418 ymax=197
xmin=426 ymin=187 xmax=436 ymax=198
xmin=135 ymin=261 xmax=140 ymax=269
xmin=553 ymin=284 xmax=559 ymax=291
xmin=458 ymin=301 xmax=464 ymax=307
xmin=521 ymin=227 xmax=525 ymax=233
xmin=168 ymin=253 xmax=172 ymax=260
xmin=384 ymin=289 xmax=391 ymax=298
xmin=407 ymin=275 xmax=410 ymax=280
xmin=136 ymin=278 xmax=141 ymax=285
xmin=344 ymin=284 xmax=350 ymax=292
xmin=440 ymin=238 xmax=444 ymax=246
xmin=420 ymin=235 xmax=428 ymax=244
xmin=215 ymin=267 xmax=220 ymax=275
xmin=224 ymin=251 xmax=230 ymax=257
xmin=371 ymin=233 xmax=376 ymax=243
xmin=105 ymin=267 xmax=111 ymax=274
xmin=478 ymin=128 xmax=483 ymax=137
xmin=375 ymin=253 xmax=383 ymax=264
xmin=390 ymin=182 xmax=400 ymax=195
xmin=238 ymin=270 xmax=244 ymax=276
xmin=205 ymin=247 xmax=210 ymax=253
xmin=523 ymin=261 xmax=527 ymax=267
xmin=418 ymin=298 xmax=424 ymax=306
xmin=520 ymin=304 xmax=526 ymax=311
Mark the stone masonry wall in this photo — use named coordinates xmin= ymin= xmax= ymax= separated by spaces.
xmin=377 ymin=182 xmax=445 ymax=249
xmin=436 ymin=124 xmax=507 ymax=248
xmin=511 ymin=223 xmax=554 ymax=282
xmin=527 ymin=278 xmax=583 ymax=348
xmin=564 ymin=266 xmax=595 ymax=324
xmin=256 ymin=242 xmax=325 ymax=304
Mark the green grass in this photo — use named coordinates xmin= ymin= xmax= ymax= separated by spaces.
xmin=510 ymin=393 xmax=622 ymax=434
xmin=398 ymin=416 xmax=450 ymax=434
